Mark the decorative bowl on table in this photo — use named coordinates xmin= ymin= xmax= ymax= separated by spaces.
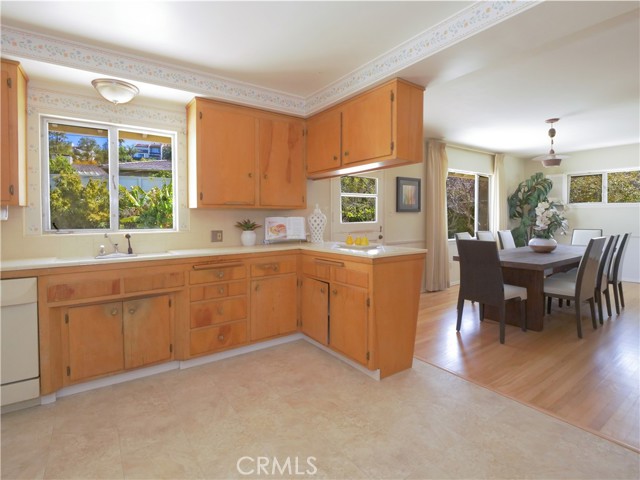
xmin=528 ymin=237 xmax=558 ymax=253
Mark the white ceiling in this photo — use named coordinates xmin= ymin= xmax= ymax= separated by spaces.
xmin=1 ymin=1 xmax=638 ymax=158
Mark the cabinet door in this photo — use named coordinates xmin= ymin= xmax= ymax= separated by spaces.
xmin=342 ymin=86 xmax=393 ymax=165
xmin=123 ymin=295 xmax=173 ymax=370
xmin=306 ymin=109 xmax=341 ymax=174
xmin=329 ymin=284 xmax=368 ymax=365
xmin=250 ymin=274 xmax=297 ymax=341
xmin=66 ymin=302 xmax=124 ymax=383
xmin=300 ymin=277 xmax=329 ymax=345
xmin=259 ymin=118 xmax=305 ymax=208
xmin=1 ymin=61 xmax=26 ymax=206
xmin=198 ymin=103 xmax=256 ymax=206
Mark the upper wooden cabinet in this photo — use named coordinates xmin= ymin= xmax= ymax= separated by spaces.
xmin=1 ymin=60 xmax=28 ymax=206
xmin=187 ymin=98 xmax=306 ymax=209
xmin=306 ymin=78 xmax=424 ymax=179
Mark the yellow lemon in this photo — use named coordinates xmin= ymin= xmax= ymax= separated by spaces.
xmin=362 ymin=237 xmax=369 ymax=246
xmin=346 ymin=235 xmax=354 ymax=245
xmin=355 ymin=237 xmax=362 ymax=245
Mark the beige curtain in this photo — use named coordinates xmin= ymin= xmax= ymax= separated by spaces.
xmin=492 ymin=153 xmax=508 ymax=232
xmin=425 ymin=140 xmax=450 ymax=292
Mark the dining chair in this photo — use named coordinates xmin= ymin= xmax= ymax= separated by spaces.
xmin=476 ymin=231 xmax=495 ymax=241
xmin=454 ymin=232 xmax=473 ymax=240
xmin=456 ymin=239 xmax=527 ymax=344
xmin=608 ymin=233 xmax=630 ymax=315
xmin=596 ymin=234 xmax=618 ymax=323
xmin=571 ymin=228 xmax=603 ymax=246
xmin=543 ymin=236 xmax=606 ymax=338
xmin=497 ymin=230 xmax=516 ymax=249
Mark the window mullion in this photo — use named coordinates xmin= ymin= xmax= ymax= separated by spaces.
xmin=109 ymin=127 xmax=119 ymax=230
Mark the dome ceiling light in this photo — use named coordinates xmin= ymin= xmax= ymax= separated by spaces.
xmin=532 ymin=118 xmax=569 ymax=167
xmin=91 ymin=78 xmax=139 ymax=104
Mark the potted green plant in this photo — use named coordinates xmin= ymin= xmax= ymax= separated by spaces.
xmin=235 ymin=219 xmax=262 ymax=246
xmin=507 ymin=172 xmax=554 ymax=246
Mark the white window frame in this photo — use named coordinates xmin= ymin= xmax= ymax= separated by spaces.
xmin=331 ymin=172 xmax=384 ymax=242
xmin=446 ymin=169 xmax=492 ymax=239
xmin=41 ymin=115 xmax=178 ymax=234
xmin=568 ymin=168 xmax=640 ymax=206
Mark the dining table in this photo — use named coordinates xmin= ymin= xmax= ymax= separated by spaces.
xmin=494 ymin=244 xmax=586 ymax=331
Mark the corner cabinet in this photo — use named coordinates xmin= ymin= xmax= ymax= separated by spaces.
xmin=306 ymin=78 xmax=424 ymax=179
xmin=1 ymin=60 xmax=28 ymax=206
xmin=187 ymin=98 xmax=306 ymax=209
xmin=300 ymin=251 xmax=425 ymax=378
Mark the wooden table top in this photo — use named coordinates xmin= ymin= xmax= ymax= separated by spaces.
xmin=498 ymin=244 xmax=585 ymax=271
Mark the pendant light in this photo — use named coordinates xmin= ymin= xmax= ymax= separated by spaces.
xmin=92 ymin=78 xmax=139 ymax=104
xmin=532 ymin=118 xmax=568 ymax=167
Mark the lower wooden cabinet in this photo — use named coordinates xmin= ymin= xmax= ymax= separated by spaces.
xmin=327 ymin=283 xmax=368 ymax=365
xmin=300 ymin=278 xmax=329 ymax=345
xmin=64 ymin=294 xmax=173 ymax=384
xmin=250 ymin=274 xmax=297 ymax=341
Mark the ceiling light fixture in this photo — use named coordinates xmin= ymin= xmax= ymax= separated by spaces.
xmin=532 ymin=118 xmax=568 ymax=167
xmin=91 ymin=78 xmax=139 ymax=104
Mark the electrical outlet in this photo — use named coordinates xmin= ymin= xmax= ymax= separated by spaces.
xmin=211 ymin=230 xmax=223 ymax=242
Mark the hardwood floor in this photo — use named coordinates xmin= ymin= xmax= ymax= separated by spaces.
xmin=414 ymin=281 xmax=640 ymax=453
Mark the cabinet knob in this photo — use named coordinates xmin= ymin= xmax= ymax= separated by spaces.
xmin=248 ymin=172 xmax=253 ymax=178
xmin=333 ymin=155 xmax=338 ymax=161
xmin=263 ymin=174 xmax=268 ymax=179
xmin=111 ymin=308 xmax=119 ymax=316
xmin=320 ymin=288 xmax=325 ymax=293
xmin=255 ymin=284 xmax=260 ymax=292
xmin=128 ymin=308 xmax=136 ymax=315
xmin=218 ymin=287 xmax=225 ymax=294
xmin=8 ymin=185 xmax=14 ymax=196
xmin=216 ymin=271 xmax=224 ymax=279
xmin=332 ymin=289 xmax=338 ymax=295
xmin=218 ymin=334 xmax=225 ymax=341
xmin=344 ymin=151 xmax=349 ymax=157
xmin=217 ymin=307 xmax=224 ymax=315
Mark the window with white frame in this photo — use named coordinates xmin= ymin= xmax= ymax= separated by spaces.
xmin=446 ymin=170 xmax=490 ymax=239
xmin=42 ymin=117 xmax=176 ymax=233
xmin=339 ymin=175 xmax=378 ymax=223
xmin=568 ymin=169 xmax=640 ymax=204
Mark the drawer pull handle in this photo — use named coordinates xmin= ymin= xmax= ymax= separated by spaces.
xmin=192 ymin=262 xmax=244 ymax=271
xmin=218 ymin=334 xmax=225 ymax=341
xmin=314 ymin=259 xmax=345 ymax=268
xmin=111 ymin=308 xmax=119 ymax=316
xmin=257 ymin=263 xmax=280 ymax=272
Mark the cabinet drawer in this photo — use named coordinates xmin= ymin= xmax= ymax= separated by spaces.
xmin=301 ymin=256 xmax=332 ymax=280
xmin=250 ymin=256 xmax=297 ymax=277
xmin=333 ymin=265 xmax=369 ymax=288
xmin=123 ymin=269 xmax=184 ymax=294
xmin=46 ymin=273 xmax=120 ymax=303
xmin=190 ymin=280 xmax=246 ymax=302
xmin=190 ymin=297 xmax=247 ymax=328
xmin=190 ymin=263 xmax=246 ymax=284
xmin=190 ymin=321 xmax=247 ymax=355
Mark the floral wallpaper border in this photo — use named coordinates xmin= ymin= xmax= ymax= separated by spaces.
xmin=1 ymin=1 xmax=538 ymax=116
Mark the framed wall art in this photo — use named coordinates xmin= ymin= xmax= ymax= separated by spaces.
xmin=396 ymin=177 xmax=421 ymax=212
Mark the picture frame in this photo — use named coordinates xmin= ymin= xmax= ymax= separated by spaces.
xmin=396 ymin=177 xmax=421 ymax=212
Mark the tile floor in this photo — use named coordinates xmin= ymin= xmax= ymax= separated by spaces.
xmin=2 ymin=340 xmax=639 ymax=479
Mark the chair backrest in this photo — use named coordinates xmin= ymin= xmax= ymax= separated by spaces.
xmin=476 ymin=231 xmax=495 ymax=241
xmin=456 ymin=239 xmax=505 ymax=307
xmin=455 ymin=232 xmax=473 ymax=240
xmin=575 ymin=236 xmax=606 ymax=302
xmin=497 ymin=230 xmax=516 ymax=249
xmin=595 ymin=235 xmax=617 ymax=291
xmin=571 ymin=228 xmax=603 ymax=246
xmin=609 ymin=233 xmax=630 ymax=283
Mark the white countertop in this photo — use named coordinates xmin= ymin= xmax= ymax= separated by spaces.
xmin=1 ymin=242 xmax=426 ymax=272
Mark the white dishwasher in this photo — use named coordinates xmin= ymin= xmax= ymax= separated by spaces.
xmin=1 ymin=277 xmax=40 ymax=406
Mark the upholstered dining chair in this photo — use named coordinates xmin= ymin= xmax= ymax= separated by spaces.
xmin=454 ymin=232 xmax=473 ymax=240
xmin=596 ymin=234 xmax=618 ymax=323
xmin=571 ymin=228 xmax=603 ymax=246
xmin=456 ymin=239 xmax=527 ymax=344
xmin=608 ymin=233 xmax=630 ymax=315
xmin=497 ymin=230 xmax=516 ymax=249
xmin=543 ymin=236 xmax=606 ymax=338
xmin=476 ymin=231 xmax=495 ymax=241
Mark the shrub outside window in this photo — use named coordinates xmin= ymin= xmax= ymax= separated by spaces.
xmin=43 ymin=118 xmax=176 ymax=232
xmin=568 ymin=170 xmax=639 ymax=204
xmin=340 ymin=175 xmax=377 ymax=223
xmin=446 ymin=171 xmax=490 ymax=239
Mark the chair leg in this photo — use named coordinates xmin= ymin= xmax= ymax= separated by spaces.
xmin=603 ymin=287 xmax=612 ymax=318
xmin=559 ymin=299 xmax=563 ymax=308
xmin=479 ymin=303 xmax=484 ymax=321
xmin=498 ymin=305 xmax=505 ymax=344
xmin=612 ymin=281 xmax=621 ymax=315
xmin=589 ymin=298 xmax=597 ymax=330
xmin=520 ymin=299 xmax=527 ymax=332
xmin=547 ymin=296 xmax=552 ymax=314
xmin=575 ymin=301 xmax=583 ymax=339
xmin=595 ymin=290 xmax=604 ymax=325
xmin=456 ymin=296 xmax=464 ymax=332
xmin=619 ymin=282 xmax=625 ymax=309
